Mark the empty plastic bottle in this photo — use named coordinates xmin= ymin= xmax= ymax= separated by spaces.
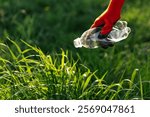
xmin=73 ymin=21 xmax=131 ymax=49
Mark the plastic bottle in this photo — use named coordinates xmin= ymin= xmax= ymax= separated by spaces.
xmin=73 ymin=21 xmax=131 ymax=49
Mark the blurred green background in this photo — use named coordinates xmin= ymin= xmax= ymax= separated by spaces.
xmin=0 ymin=0 xmax=150 ymax=99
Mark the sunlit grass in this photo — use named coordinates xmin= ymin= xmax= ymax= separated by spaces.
xmin=0 ymin=40 xmax=149 ymax=100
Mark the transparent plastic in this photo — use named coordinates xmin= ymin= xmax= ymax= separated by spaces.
xmin=73 ymin=21 xmax=131 ymax=49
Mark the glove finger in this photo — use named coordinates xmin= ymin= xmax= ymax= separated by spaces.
xmin=90 ymin=17 xmax=104 ymax=28
xmin=100 ymin=19 xmax=113 ymax=35
xmin=100 ymin=43 xmax=114 ymax=49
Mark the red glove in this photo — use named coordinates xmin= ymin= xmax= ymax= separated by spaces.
xmin=91 ymin=0 xmax=125 ymax=35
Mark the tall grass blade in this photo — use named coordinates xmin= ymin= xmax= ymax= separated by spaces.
xmin=82 ymin=70 xmax=97 ymax=92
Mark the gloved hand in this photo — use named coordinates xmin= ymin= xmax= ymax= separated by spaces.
xmin=91 ymin=0 xmax=125 ymax=36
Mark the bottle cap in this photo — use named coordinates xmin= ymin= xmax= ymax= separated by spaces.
xmin=73 ymin=38 xmax=82 ymax=48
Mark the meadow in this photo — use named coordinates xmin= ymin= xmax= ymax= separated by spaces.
xmin=0 ymin=0 xmax=150 ymax=99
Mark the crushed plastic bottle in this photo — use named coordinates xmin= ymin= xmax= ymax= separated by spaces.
xmin=73 ymin=21 xmax=131 ymax=49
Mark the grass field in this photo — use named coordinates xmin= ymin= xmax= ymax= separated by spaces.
xmin=0 ymin=0 xmax=150 ymax=99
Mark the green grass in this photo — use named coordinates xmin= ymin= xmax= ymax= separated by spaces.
xmin=0 ymin=39 xmax=149 ymax=100
xmin=0 ymin=0 xmax=150 ymax=99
